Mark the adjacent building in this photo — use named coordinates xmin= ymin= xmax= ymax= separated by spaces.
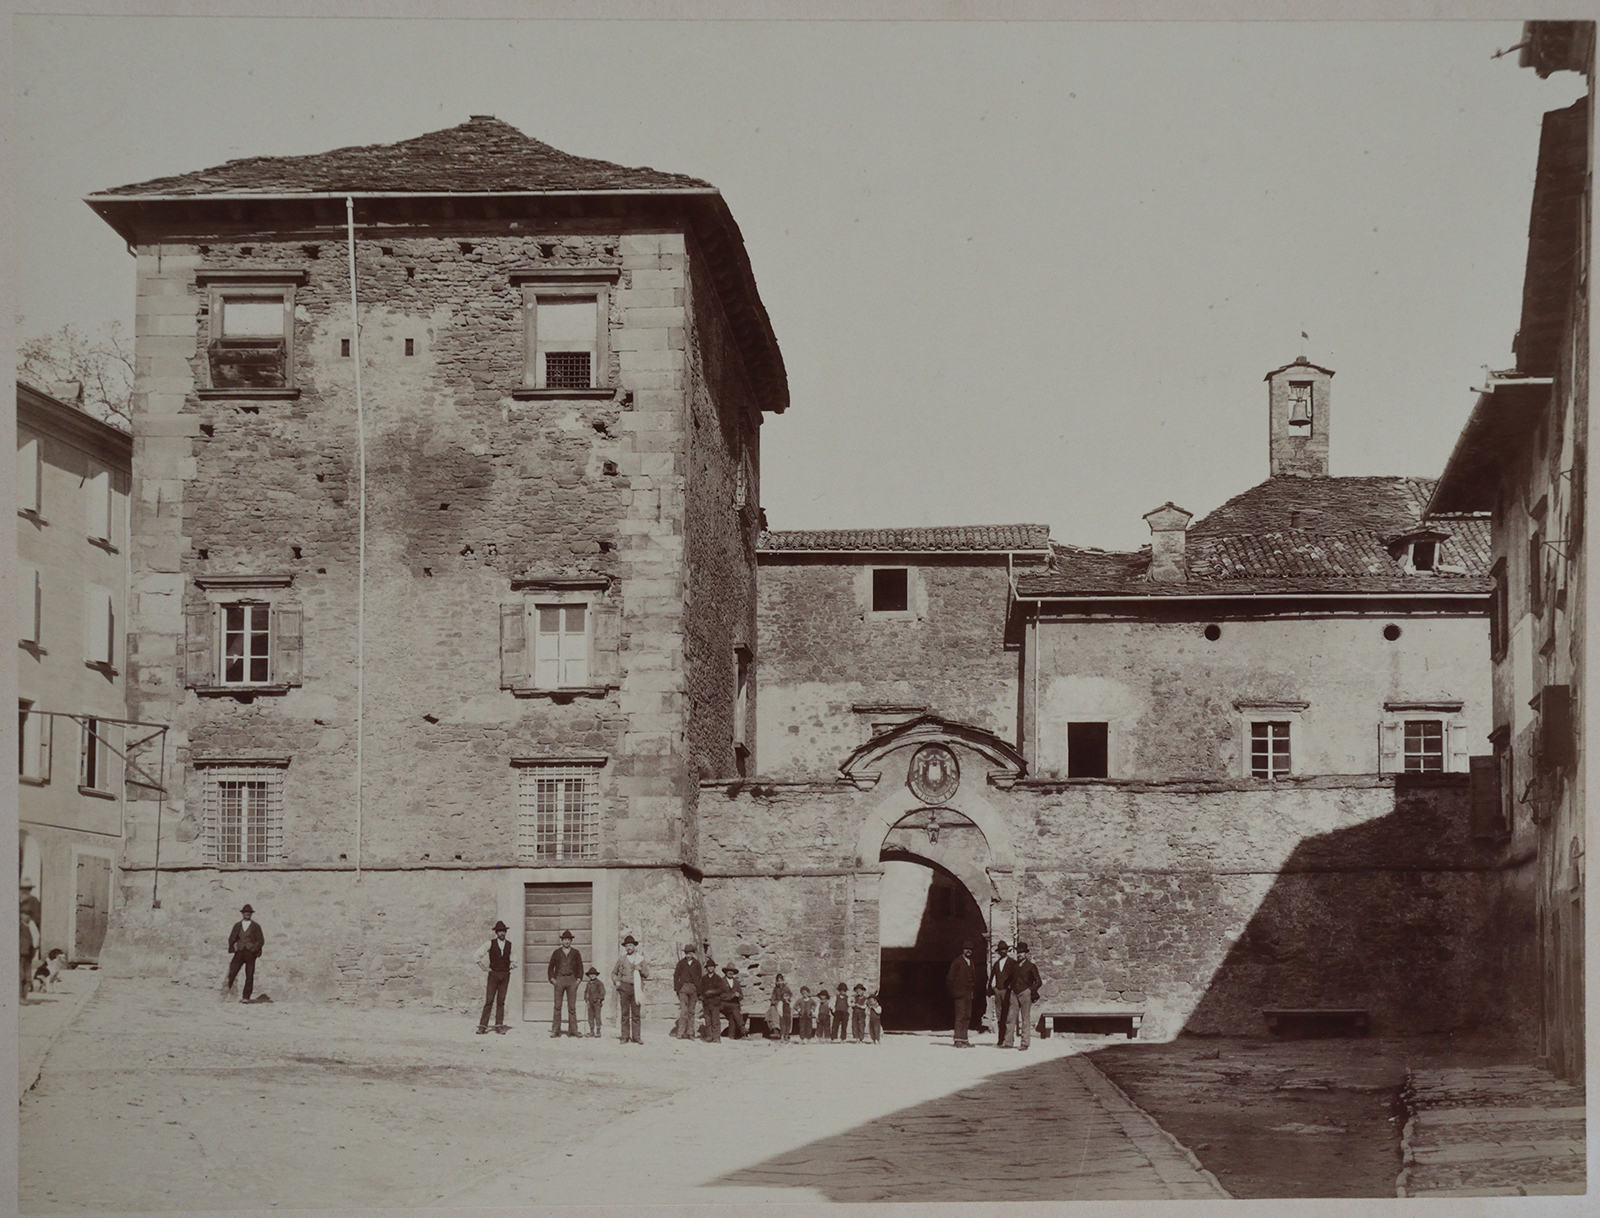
xmin=16 ymin=381 xmax=133 ymax=963
xmin=87 ymin=117 xmax=785 ymax=1015
xmin=702 ymin=357 xmax=1502 ymax=1039
xmin=1429 ymin=21 xmax=1591 ymax=1079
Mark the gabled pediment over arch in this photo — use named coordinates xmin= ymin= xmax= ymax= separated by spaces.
xmin=838 ymin=714 xmax=1026 ymax=792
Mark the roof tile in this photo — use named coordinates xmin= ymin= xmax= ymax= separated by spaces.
xmin=759 ymin=524 xmax=1051 ymax=553
xmin=93 ymin=117 xmax=712 ymax=198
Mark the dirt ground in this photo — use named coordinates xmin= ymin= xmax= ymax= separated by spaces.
xmin=1089 ymin=1030 xmax=1537 ymax=1198
xmin=18 ymin=976 xmax=760 ymax=1211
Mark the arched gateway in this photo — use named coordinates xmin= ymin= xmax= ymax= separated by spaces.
xmin=839 ymin=717 xmax=1024 ymax=1030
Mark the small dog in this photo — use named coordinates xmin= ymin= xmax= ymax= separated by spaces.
xmin=32 ymin=948 xmax=66 ymax=992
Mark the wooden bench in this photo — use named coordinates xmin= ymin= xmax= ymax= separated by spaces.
xmin=1035 ymin=1005 xmax=1143 ymax=1039
xmin=1262 ymin=1008 xmax=1370 ymax=1038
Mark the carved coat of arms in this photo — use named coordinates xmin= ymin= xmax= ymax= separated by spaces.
xmin=907 ymin=743 xmax=960 ymax=804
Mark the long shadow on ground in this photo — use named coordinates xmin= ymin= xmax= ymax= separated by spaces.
xmin=713 ymin=1047 xmax=1207 ymax=1203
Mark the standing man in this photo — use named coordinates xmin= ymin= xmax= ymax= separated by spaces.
xmin=989 ymin=940 xmax=1017 ymax=1047
xmin=946 ymin=940 xmax=976 ymax=1048
xmin=548 ymin=929 xmax=583 ymax=1039
xmin=474 ymin=920 xmax=517 ymax=1034
xmin=672 ymin=942 xmax=702 ymax=1039
xmin=226 ymin=904 xmax=265 ymax=1002
xmin=1008 ymin=942 xmax=1043 ymax=1051
xmin=699 ymin=958 xmax=730 ymax=1042
xmin=612 ymin=935 xmax=649 ymax=1044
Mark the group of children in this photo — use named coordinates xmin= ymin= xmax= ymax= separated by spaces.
xmin=766 ymin=977 xmax=883 ymax=1044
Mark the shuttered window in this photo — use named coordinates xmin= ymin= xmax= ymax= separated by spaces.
xmin=84 ymin=585 xmax=114 ymax=667
xmin=534 ymin=604 xmax=588 ymax=689
xmin=18 ymin=563 xmax=40 ymax=646
xmin=85 ymin=466 xmax=112 ymax=542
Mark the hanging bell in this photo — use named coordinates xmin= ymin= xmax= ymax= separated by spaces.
xmin=1288 ymin=393 xmax=1313 ymax=426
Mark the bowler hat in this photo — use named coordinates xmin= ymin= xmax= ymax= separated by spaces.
xmin=560 ymin=929 xmax=574 ymax=940
xmin=962 ymin=940 xmax=975 ymax=951
xmin=585 ymin=966 xmax=599 ymax=976
xmin=995 ymin=940 xmax=1010 ymax=952
xmin=622 ymin=934 xmax=638 ymax=946
xmin=240 ymin=904 xmax=254 ymax=915
xmin=493 ymin=920 xmax=508 ymax=932
xmin=1016 ymin=941 xmax=1030 ymax=954
xmin=683 ymin=942 xmax=697 ymax=953
xmin=723 ymin=964 xmax=738 ymax=974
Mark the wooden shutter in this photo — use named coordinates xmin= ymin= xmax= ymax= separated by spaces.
xmin=85 ymin=467 xmax=111 ymax=541
xmin=37 ymin=713 xmax=52 ymax=783
xmin=1378 ymin=718 xmax=1401 ymax=776
xmin=560 ymin=604 xmax=588 ymax=687
xmin=18 ymin=563 xmax=39 ymax=645
xmin=273 ymin=602 xmax=303 ymax=686
xmin=1447 ymin=720 xmax=1471 ymax=774
xmin=1469 ymin=755 xmax=1501 ymax=837
xmin=500 ymin=603 xmax=528 ymax=689
xmin=84 ymin=586 xmax=112 ymax=665
xmin=17 ymin=438 xmax=39 ymax=513
xmin=591 ymin=601 xmax=622 ymax=688
xmin=185 ymin=603 xmax=216 ymax=688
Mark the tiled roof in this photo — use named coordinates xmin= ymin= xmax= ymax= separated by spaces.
xmin=93 ymin=117 xmax=713 ymax=197
xmin=1015 ymin=477 xmax=1492 ymax=598
xmin=759 ymin=524 xmax=1051 ymax=553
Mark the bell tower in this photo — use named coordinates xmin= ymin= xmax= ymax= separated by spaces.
xmin=1264 ymin=356 xmax=1334 ymax=477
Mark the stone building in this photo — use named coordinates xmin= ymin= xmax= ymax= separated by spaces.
xmin=1429 ymin=21 xmax=1590 ymax=1080
xmin=16 ymin=381 xmax=133 ymax=963
xmin=703 ymin=358 xmax=1503 ymax=1039
xmin=86 ymin=117 xmax=786 ymax=1017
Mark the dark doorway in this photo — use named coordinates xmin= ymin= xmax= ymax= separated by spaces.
xmin=878 ymin=855 xmax=988 ymax=1030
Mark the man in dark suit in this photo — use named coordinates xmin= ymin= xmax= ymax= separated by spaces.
xmin=548 ymin=929 xmax=583 ymax=1038
xmin=1008 ymin=941 xmax=1044 ymax=1051
xmin=226 ymin=904 xmax=265 ymax=1002
xmin=946 ymin=941 xmax=976 ymax=1047
xmin=989 ymin=940 xmax=1017 ymax=1047
xmin=672 ymin=942 xmax=703 ymax=1039
xmin=475 ymin=920 xmax=516 ymax=1034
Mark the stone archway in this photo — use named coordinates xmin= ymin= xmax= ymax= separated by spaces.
xmin=876 ymin=849 xmax=989 ymax=1031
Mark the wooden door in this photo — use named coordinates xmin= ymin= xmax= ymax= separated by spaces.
xmin=74 ymin=854 xmax=111 ymax=961
xmin=522 ymin=882 xmax=593 ymax=1020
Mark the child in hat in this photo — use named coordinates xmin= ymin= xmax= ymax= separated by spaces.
xmin=720 ymin=964 xmax=745 ymax=1039
xmin=814 ymin=985 xmax=832 ymax=1041
xmin=866 ymin=990 xmax=883 ymax=1043
xmin=850 ymin=984 xmax=868 ymax=1042
xmin=832 ymin=983 xmax=850 ymax=1041
xmin=583 ymin=966 xmax=605 ymax=1037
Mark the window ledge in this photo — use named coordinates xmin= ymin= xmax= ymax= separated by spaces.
xmin=77 ymin=786 xmax=117 ymax=801
xmin=196 ymin=388 xmax=301 ymax=401
xmin=515 ymin=856 xmax=604 ymax=866
xmin=193 ymin=683 xmax=292 ymax=697
xmin=511 ymin=754 xmax=608 ymax=767
xmin=87 ymin=536 xmax=119 ymax=554
xmin=18 ymin=509 xmax=45 ymax=525
xmin=84 ymin=661 xmax=118 ymax=678
xmin=19 ymin=776 xmax=49 ymax=788
xmin=509 ymin=685 xmax=615 ymax=700
xmin=511 ymin=387 xmax=618 ymax=401
xmin=194 ymin=573 xmax=294 ymax=590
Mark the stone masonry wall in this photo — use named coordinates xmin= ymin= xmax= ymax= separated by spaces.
xmin=698 ymin=753 xmax=1521 ymax=1039
xmin=117 ymin=219 xmax=717 ymax=1000
xmin=755 ymin=557 xmax=1020 ymax=777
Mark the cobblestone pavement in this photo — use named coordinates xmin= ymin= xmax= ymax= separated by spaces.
xmin=452 ymin=1036 xmax=1227 ymax=1205
xmin=20 ymin=976 xmax=1224 ymax=1209
xmin=1399 ymin=1065 xmax=1586 ymax=1197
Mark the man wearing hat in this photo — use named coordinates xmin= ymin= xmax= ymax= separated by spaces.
xmin=547 ymin=929 xmax=584 ymax=1038
xmin=1007 ymin=942 xmax=1043 ymax=1050
xmin=989 ymin=940 xmax=1017 ymax=1047
xmin=474 ymin=920 xmax=517 ymax=1034
xmin=611 ymin=935 xmax=649 ymax=1043
xmin=672 ymin=942 xmax=703 ymax=1039
xmin=945 ymin=940 xmax=976 ymax=1047
xmin=226 ymin=904 xmax=266 ymax=1002
xmin=698 ymin=958 xmax=731 ymax=1042
xmin=718 ymin=964 xmax=746 ymax=1040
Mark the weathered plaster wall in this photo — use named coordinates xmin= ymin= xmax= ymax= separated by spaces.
xmin=755 ymin=557 xmax=1020 ymax=777
xmin=699 ymin=748 xmax=1520 ymax=1039
xmin=1032 ymin=615 xmax=1492 ymax=780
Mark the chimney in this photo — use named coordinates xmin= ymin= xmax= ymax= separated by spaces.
xmin=1264 ymin=356 xmax=1334 ymax=477
xmin=1143 ymin=502 xmax=1194 ymax=582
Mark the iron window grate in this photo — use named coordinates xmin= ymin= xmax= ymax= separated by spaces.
xmin=204 ymin=767 xmax=284 ymax=864
xmin=518 ymin=765 xmax=600 ymax=861
xmin=544 ymin=351 xmax=592 ymax=390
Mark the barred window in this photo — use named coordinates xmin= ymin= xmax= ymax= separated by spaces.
xmin=203 ymin=766 xmax=284 ymax=864
xmin=544 ymin=350 xmax=592 ymax=390
xmin=518 ymin=765 xmax=600 ymax=861
xmin=1403 ymin=720 xmax=1445 ymax=772
xmin=1250 ymin=721 xmax=1291 ymax=780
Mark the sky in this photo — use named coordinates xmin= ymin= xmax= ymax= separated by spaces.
xmin=11 ymin=17 xmax=1589 ymax=551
